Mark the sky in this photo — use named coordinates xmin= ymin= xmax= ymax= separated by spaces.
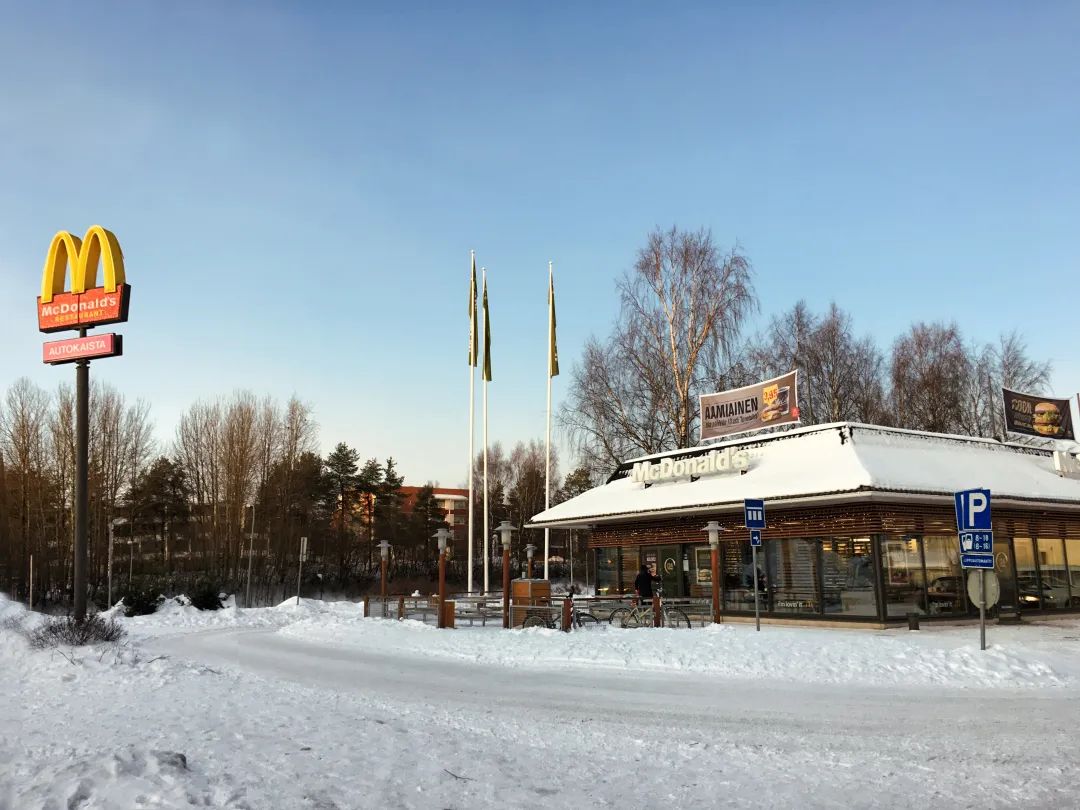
xmin=0 ymin=2 xmax=1077 ymax=487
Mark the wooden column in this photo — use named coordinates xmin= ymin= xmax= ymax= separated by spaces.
xmin=502 ymin=548 xmax=511 ymax=629
xmin=711 ymin=546 xmax=721 ymax=624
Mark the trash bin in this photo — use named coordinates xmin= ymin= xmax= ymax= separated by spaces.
xmin=906 ymin=612 xmax=920 ymax=631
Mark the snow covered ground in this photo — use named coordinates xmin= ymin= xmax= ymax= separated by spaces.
xmin=3 ymin=595 xmax=1080 ymax=809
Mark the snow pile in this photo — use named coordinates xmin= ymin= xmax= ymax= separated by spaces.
xmin=278 ymin=614 xmax=1077 ymax=688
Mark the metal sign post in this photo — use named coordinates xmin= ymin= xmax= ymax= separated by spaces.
xmin=955 ymin=488 xmax=994 ymax=650
xmin=297 ymin=536 xmax=308 ymax=606
xmin=745 ymin=500 xmax=766 ymax=632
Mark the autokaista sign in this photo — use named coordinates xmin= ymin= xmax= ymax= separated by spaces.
xmin=37 ymin=226 xmax=130 ymax=333
xmin=42 ymin=333 xmax=123 ymax=365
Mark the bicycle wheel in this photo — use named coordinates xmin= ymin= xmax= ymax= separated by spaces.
xmin=575 ymin=612 xmax=600 ymax=630
xmin=662 ymin=608 xmax=692 ymax=629
xmin=522 ymin=615 xmax=551 ymax=629
xmin=608 ymin=607 xmax=634 ymax=628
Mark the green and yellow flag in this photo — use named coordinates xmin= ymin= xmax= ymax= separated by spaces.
xmin=482 ymin=275 xmax=492 ymax=382
xmin=548 ymin=268 xmax=559 ymax=378
xmin=468 ymin=253 xmax=478 ymax=367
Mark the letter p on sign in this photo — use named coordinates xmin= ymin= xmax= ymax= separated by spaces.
xmin=954 ymin=488 xmax=992 ymax=531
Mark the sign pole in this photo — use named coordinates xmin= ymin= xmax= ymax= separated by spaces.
xmin=296 ymin=536 xmax=306 ymax=606
xmin=752 ymin=544 xmax=760 ymax=632
xmin=73 ymin=330 xmax=89 ymax=622
xmin=979 ymin=569 xmax=986 ymax=651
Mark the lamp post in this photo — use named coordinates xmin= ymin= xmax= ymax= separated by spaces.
xmin=705 ymin=521 xmax=722 ymax=625
xmin=435 ymin=527 xmax=451 ymax=628
xmin=497 ymin=520 xmax=514 ymax=629
xmin=525 ymin=543 xmax=537 ymax=579
xmin=378 ymin=539 xmax=390 ymax=614
xmin=107 ymin=518 xmax=126 ymax=609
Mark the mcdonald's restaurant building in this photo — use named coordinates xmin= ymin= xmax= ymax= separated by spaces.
xmin=529 ymin=423 xmax=1080 ymax=625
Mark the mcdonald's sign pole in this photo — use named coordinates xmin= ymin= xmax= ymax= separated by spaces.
xmin=38 ymin=226 xmax=129 ymax=622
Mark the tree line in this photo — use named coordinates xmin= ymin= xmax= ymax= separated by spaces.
xmin=1 ymin=383 xmax=581 ymax=606
xmin=562 ymin=225 xmax=1054 ymax=476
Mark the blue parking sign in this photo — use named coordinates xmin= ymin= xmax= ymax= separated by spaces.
xmin=744 ymin=499 xmax=766 ymax=530
xmin=954 ymin=488 xmax=992 ymax=531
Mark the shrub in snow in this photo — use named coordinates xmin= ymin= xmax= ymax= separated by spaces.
xmin=28 ymin=614 xmax=126 ymax=648
xmin=189 ymin=581 xmax=225 ymax=611
xmin=122 ymin=587 xmax=163 ymax=617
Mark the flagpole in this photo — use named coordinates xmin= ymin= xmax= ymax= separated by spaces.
xmin=544 ymin=261 xmax=553 ymax=581
xmin=482 ymin=267 xmax=490 ymax=594
xmin=467 ymin=250 xmax=476 ymax=594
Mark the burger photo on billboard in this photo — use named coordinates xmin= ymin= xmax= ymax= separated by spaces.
xmin=1033 ymin=402 xmax=1063 ymax=437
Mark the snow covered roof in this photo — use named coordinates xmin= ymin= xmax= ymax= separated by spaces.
xmin=529 ymin=422 xmax=1080 ymax=527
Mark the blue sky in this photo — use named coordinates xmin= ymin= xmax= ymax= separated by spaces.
xmin=1 ymin=2 xmax=1077 ymax=485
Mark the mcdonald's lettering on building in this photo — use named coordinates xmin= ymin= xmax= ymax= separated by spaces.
xmin=37 ymin=225 xmax=130 ymax=333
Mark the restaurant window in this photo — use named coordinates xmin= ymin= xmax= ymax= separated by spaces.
xmin=767 ymin=538 xmax=820 ymax=614
xmin=822 ymin=538 xmax=876 ymax=616
xmin=595 ymin=548 xmax=620 ymax=596
xmin=722 ymin=538 xmax=762 ymax=611
xmin=1036 ymin=537 xmax=1069 ymax=610
xmin=1065 ymin=539 xmax=1080 ymax=608
xmin=1014 ymin=538 xmax=1040 ymax=611
xmin=921 ymin=535 xmax=966 ymax=616
xmin=619 ymin=547 xmax=641 ymax=595
xmin=879 ymin=536 xmax=925 ymax=616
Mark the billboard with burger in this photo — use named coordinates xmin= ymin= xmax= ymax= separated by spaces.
xmin=700 ymin=370 xmax=800 ymax=440
xmin=1003 ymin=388 xmax=1075 ymax=441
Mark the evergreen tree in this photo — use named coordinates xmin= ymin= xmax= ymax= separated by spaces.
xmin=125 ymin=456 xmax=190 ymax=567
xmin=357 ymin=458 xmax=382 ymax=565
xmin=374 ymin=457 xmax=405 ymax=558
xmin=323 ymin=442 xmax=360 ymax=581
xmin=409 ymin=484 xmax=448 ymax=560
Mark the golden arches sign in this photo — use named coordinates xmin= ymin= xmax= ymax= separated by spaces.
xmin=37 ymin=226 xmax=130 ymax=333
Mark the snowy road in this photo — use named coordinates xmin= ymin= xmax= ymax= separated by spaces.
xmin=147 ymin=626 xmax=1079 ymax=809
xmin=7 ymin=599 xmax=1080 ymax=810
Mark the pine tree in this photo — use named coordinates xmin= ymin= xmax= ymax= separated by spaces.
xmin=409 ymin=484 xmax=448 ymax=560
xmin=323 ymin=442 xmax=360 ymax=581
xmin=374 ymin=458 xmax=405 ymax=559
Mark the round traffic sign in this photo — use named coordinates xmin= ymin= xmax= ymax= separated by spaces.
xmin=967 ymin=570 xmax=1001 ymax=609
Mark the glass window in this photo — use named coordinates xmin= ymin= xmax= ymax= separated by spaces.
xmin=722 ymin=539 xmax=763 ymax=611
xmin=1036 ymin=537 xmax=1069 ymax=610
xmin=619 ymin=547 xmax=640 ymax=595
xmin=1066 ymin=539 xmax=1080 ymax=609
xmin=595 ymin=548 xmax=620 ymax=596
xmin=822 ymin=538 xmax=877 ymax=616
xmin=767 ymin=538 xmax=820 ymax=614
xmin=1015 ymin=538 xmax=1040 ymax=611
xmin=994 ymin=536 xmax=1017 ymax=611
xmin=880 ymin=536 xmax=925 ymax=616
xmin=922 ymin=536 xmax=966 ymax=616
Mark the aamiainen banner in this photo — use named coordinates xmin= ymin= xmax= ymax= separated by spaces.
xmin=1002 ymin=388 xmax=1075 ymax=441
xmin=699 ymin=371 xmax=800 ymax=441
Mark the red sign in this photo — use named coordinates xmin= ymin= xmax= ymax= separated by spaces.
xmin=37 ymin=284 xmax=130 ymax=333
xmin=42 ymin=333 xmax=123 ymax=365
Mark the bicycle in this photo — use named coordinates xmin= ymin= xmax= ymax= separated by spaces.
xmin=521 ymin=599 xmax=601 ymax=630
xmin=607 ymin=588 xmax=692 ymax=629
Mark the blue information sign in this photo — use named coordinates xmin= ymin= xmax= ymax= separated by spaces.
xmin=955 ymin=489 xmax=993 ymax=570
xmin=750 ymin=529 xmax=761 ymax=548
xmin=960 ymin=553 xmax=994 ymax=570
xmin=954 ymin=488 xmax=992 ymax=531
xmin=959 ymin=530 xmax=993 ymax=554
xmin=744 ymin=499 xmax=766 ymax=530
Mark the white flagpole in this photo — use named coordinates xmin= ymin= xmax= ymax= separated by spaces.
xmin=482 ymin=267 xmax=490 ymax=594
xmin=544 ymin=261 xmax=553 ymax=580
xmin=467 ymin=250 xmax=476 ymax=594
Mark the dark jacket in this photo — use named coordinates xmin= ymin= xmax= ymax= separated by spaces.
xmin=634 ymin=570 xmax=654 ymax=598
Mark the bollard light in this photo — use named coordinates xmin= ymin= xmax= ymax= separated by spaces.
xmin=434 ymin=527 xmax=451 ymax=553
xmin=497 ymin=520 xmax=514 ymax=552
xmin=525 ymin=543 xmax=536 ymax=561
xmin=704 ymin=520 xmax=721 ymax=548
xmin=378 ymin=540 xmax=391 ymax=560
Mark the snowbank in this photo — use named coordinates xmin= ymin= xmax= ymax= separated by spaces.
xmin=277 ymin=612 xmax=1080 ymax=689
